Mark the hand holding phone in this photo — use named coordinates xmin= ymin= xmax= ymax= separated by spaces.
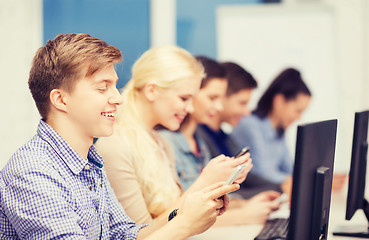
xmin=235 ymin=146 xmax=250 ymax=158
xmin=225 ymin=146 xmax=251 ymax=185
xmin=274 ymin=193 xmax=288 ymax=204
xmin=225 ymin=164 xmax=246 ymax=185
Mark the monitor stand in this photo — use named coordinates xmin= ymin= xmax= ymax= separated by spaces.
xmin=333 ymin=199 xmax=369 ymax=238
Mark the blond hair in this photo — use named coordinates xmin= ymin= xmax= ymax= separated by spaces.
xmin=115 ymin=45 xmax=204 ymax=217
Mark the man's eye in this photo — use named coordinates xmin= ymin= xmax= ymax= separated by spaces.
xmin=98 ymin=88 xmax=107 ymax=93
xmin=181 ymin=97 xmax=189 ymax=101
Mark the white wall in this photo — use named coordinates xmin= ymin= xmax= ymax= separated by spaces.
xmin=216 ymin=0 xmax=369 ymax=174
xmin=150 ymin=0 xmax=176 ymax=47
xmin=323 ymin=0 xmax=369 ymax=172
xmin=0 ymin=0 xmax=42 ymax=168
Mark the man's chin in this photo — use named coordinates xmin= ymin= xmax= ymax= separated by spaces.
xmin=96 ymin=129 xmax=114 ymax=138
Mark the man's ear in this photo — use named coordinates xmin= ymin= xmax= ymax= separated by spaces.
xmin=143 ymin=83 xmax=158 ymax=102
xmin=49 ymin=89 xmax=68 ymax=112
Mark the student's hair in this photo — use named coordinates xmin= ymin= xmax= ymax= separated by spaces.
xmin=115 ymin=46 xmax=204 ymax=218
xmin=29 ymin=33 xmax=122 ymax=120
xmin=177 ymin=56 xmax=227 ymax=129
xmin=195 ymin=56 xmax=226 ymax=88
xmin=221 ymin=62 xmax=258 ymax=96
xmin=254 ymin=68 xmax=311 ymax=118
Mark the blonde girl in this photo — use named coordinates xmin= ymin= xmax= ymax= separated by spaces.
xmin=95 ymin=46 xmax=251 ymax=225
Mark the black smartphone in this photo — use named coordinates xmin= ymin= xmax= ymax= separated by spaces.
xmin=235 ymin=146 xmax=250 ymax=158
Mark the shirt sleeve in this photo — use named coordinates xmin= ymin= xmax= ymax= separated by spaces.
xmin=95 ymin=135 xmax=154 ymax=225
xmin=105 ymin=174 xmax=147 ymax=239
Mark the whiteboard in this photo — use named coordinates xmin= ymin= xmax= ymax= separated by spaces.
xmin=216 ymin=4 xmax=346 ymax=170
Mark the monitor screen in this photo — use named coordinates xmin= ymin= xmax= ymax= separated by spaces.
xmin=333 ymin=110 xmax=369 ymax=237
xmin=288 ymin=119 xmax=338 ymax=240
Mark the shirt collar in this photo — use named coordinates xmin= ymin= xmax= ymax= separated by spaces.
xmin=87 ymin=145 xmax=104 ymax=168
xmin=37 ymin=120 xmax=104 ymax=174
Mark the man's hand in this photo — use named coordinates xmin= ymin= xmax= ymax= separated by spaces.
xmin=175 ymin=182 xmax=240 ymax=236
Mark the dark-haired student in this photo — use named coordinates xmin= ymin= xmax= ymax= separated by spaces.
xmin=160 ymin=57 xmax=280 ymax=225
xmin=197 ymin=61 xmax=284 ymax=198
xmin=231 ymin=67 xmax=346 ymax=193
xmin=230 ymin=68 xmax=310 ymax=192
xmin=94 ymin=46 xmax=251 ymax=228
xmin=0 ymin=33 xmax=239 ymax=240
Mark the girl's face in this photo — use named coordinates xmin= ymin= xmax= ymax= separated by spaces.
xmin=151 ymin=75 xmax=202 ymax=131
xmin=192 ymin=78 xmax=227 ymax=125
xmin=274 ymin=93 xmax=311 ymax=129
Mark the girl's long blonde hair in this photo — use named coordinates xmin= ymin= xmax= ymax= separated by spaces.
xmin=115 ymin=46 xmax=204 ymax=218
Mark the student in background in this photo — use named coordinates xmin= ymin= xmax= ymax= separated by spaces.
xmin=231 ymin=67 xmax=346 ymax=193
xmin=0 ymin=34 xmax=240 ymax=239
xmin=95 ymin=46 xmax=251 ymax=226
xmin=197 ymin=61 xmax=285 ymax=197
xmin=231 ymin=68 xmax=309 ymax=194
xmin=160 ymin=57 xmax=281 ymax=225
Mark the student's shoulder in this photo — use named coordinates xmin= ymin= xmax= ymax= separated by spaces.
xmin=12 ymin=135 xmax=54 ymax=165
xmin=1 ymin=135 xmax=59 ymax=185
xmin=234 ymin=114 xmax=258 ymax=131
xmin=240 ymin=114 xmax=263 ymax=125
xmin=94 ymin=132 xmax=136 ymax=166
xmin=95 ymin=131 xmax=130 ymax=151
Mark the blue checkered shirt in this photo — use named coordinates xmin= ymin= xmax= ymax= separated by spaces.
xmin=0 ymin=120 xmax=144 ymax=239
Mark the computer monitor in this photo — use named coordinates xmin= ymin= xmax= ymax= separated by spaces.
xmin=288 ymin=119 xmax=338 ymax=240
xmin=333 ymin=110 xmax=369 ymax=237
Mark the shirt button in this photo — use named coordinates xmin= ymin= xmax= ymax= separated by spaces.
xmin=89 ymin=186 xmax=93 ymax=191
xmin=85 ymin=165 xmax=90 ymax=170
xmin=100 ymin=184 xmax=103 ymax=188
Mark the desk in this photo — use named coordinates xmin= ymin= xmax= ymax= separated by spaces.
xmin=190 ymin=191 xmax=367 ymax=240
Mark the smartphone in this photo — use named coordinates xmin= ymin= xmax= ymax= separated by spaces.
xmin=274 ymin=193 xmax=288 ymax=204
xmin=234 ymin=146 xmax=250 ymax=158
xmin=225 ymin=164 xmax=246 ymax=185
